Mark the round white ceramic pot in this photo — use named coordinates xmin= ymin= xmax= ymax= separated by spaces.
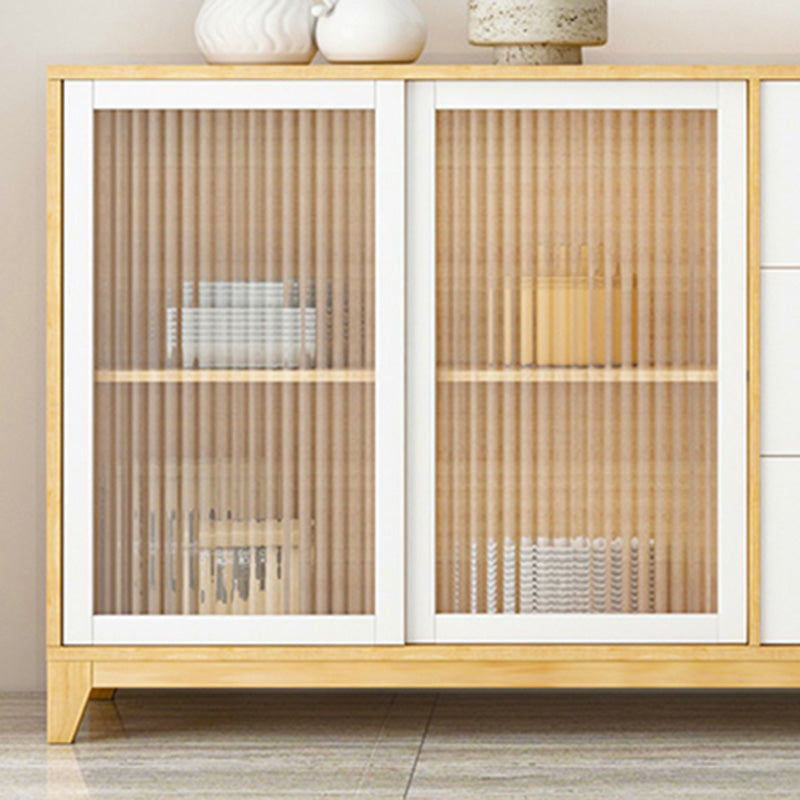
xmin=196 ymin=0 xmax=317 ymax=64
xmin=312 ymin=0 xmax=427 ymax=64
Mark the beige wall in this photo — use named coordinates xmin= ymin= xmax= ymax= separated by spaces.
xmin=1 ymin=0 xmax=799 ymax=691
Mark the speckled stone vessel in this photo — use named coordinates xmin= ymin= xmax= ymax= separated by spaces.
xmin=469 ymin=0 xmax=607 ymax=64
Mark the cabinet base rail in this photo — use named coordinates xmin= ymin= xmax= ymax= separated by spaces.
xmin=47 ymin=648 xmax=800 ymax=743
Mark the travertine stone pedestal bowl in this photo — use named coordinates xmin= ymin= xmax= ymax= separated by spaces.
xmin=469 ymin=0 xmax=608 ymax=64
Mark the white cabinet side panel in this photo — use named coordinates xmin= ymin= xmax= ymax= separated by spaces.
xmin=761 ymin=270 xmax=800 ymax=455
xmin=761 ymin=458 xmax=800 ymax=643
xmin=762 ymin=82 xmax=800 ymax=267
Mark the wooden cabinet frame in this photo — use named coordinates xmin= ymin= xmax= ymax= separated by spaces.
xmin=44 ymin=65 xmax=795 ymax=744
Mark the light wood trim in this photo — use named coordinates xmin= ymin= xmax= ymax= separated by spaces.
xmin=92 ymin=657 xmax=800 ymax=689
xmin=46 ymin=79 xmax=63 ymax=648
xmin=47 ymin=661 xmax=92 ymax=743
xmin=44 ymin=64 xmax=800 ymax=82
xmin=94 ymin=369 xmax=374 ymax=384
xmin=748 ymin=79 xmax=762 ymax=646
xmin=438 ymin=368 xmax=717 ymax=384
xmin=47 ymin=65 xmax=770 ymax=687
xmin=49 ymin=644 xmax=800 ymax=663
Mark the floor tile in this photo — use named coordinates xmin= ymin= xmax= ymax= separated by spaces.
xmin=1 ymin=691 xmax=422 ymax=799
xmin=406 ymin=691 xmax=800 ymax=800
xmin=4 ymin=690 xmax=800 ymax=799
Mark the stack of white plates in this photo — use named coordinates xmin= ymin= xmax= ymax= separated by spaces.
xmin=182 ymin=280 xmax=314 ymax=309
xmin=513 ymin=535 xmax=656 ymax=614
xmin=167 ymin=307 xmax=317 ymax=369
xmin=531 ymin=536 xmax=593 ymax=613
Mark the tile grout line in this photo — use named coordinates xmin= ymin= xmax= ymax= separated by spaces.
xmin=352 ymin=692 xmax=398 ymax=797
xmin=402 ymin=693 xmax=438 ymax=800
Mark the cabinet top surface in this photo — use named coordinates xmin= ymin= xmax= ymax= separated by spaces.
xmin=46 ymin=64 xmax=800 ymax=81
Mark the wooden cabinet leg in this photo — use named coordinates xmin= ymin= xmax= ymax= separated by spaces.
xmin=89 ymin=688 xmax=116 ymax=701
xmin=47 ymin=661 xmax=92 ymax=744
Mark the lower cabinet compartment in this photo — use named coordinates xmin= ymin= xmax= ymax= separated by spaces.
xmin=58 ymin=75 xmax=747 ymax=652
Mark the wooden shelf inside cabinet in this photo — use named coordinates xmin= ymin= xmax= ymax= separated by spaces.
xmin=437 ymin=368 xmax=718 ymax=384
xmin=95 ymin=369 xmax=375 ymax=384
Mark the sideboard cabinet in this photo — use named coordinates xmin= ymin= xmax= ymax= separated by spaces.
xmin=45 ymin=66 xmax=798 ymax=743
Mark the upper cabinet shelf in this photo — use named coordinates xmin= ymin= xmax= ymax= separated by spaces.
xmin=95 ymin=369 xmax=375 ymax=384
xmin=438 ymin=367 xmax=717 ymax=384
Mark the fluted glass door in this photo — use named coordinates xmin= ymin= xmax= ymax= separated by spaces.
xmin=62 ymin=80 xmax=405 ymax=645
xmin=407 ymin=81 xmax=747 ymax=644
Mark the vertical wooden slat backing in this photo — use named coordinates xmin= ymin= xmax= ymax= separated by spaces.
xmin=296 ymin=111 xmax=314 ymax=615
xmin=244 ymin=110 xmax=259 ymax=615
xmin=94 ymin=112 xmax=113 ymax=615
xmin=435 ymin=109 xmax=718 ymax=615
xmin=230 ymin=110 xmax=247 ymax=615
xmin=435 ymin=111 xmax=451 ymax=614
xmin=518 ymin=110 xmax=535 ymax=614
xmin=181 ymin=111 xmax=199 ymax=616
xmin=130 ymin=111 xmax=148 ymax=615
xmin=279 ymin=110 xmax=295 ymax=614
xmin=633 ymin=111 xmax=652 ymax=614
xmin=330 ymin=110 xmax=347 ymax=615
xmin=313 ymin=113 xmax=331 ymax=615
xmin=651 ymin=110 xmax=669 ymax=614
xmin=92 ymin=109 xmax=375 ymax=616
xmin=473 ymin=111 xmax=487 ymax=615
xmin=163 ymin=111 xmax=181 ymax=615
xmin=197 ymin=111 xmax=214 ymax=615
xmin=147 ymin=111 xmax=165 ymax=615
xmin=347 ymin=111 xmax=364 ymax=614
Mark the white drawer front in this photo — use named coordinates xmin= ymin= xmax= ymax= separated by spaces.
xmin=761 ymin=458 xmax=800 ymax=643
xmin=761 ymin=270 xmax=800 ymax=454
xmin=763 ymin=82 xmax=800 ymax=267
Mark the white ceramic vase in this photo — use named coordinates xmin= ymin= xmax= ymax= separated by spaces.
xmin=195 ymin=0 xmax=317 ymax=64
xmin=311 ymin=0 xmax=426 ymax=63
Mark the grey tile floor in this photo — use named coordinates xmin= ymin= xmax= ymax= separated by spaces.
xmin=3 ymin=690 xmax=800 ymax=798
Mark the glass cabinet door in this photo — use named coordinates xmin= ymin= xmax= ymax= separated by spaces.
xmin=63 ymin=81 xmax=405 ymax=645
xmin=407 ymin=81 xmax=747 ymax=643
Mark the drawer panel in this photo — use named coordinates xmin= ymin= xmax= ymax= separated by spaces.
xmin=761 ymin=458 xmax=800 ymax=643
xmin=761 ymin=270 xmax=800 ymax=454
xmin=762 ymin=82 xmax=800 ymax=267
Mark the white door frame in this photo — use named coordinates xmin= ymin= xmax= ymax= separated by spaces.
xmin=406 ymin=80 xmax=748 ymax=644
xmin=62 ymin=79 xmax=406 ymax=645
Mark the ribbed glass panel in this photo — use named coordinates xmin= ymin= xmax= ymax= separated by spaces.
xmin=436 ymin=109 xmax=718 ymax=615
xmin=93 ymin=109 xmax=375 ymax=615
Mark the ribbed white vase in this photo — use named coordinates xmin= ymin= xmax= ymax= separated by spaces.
xmin=195 ymin=0 xmax=317 ymax=64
